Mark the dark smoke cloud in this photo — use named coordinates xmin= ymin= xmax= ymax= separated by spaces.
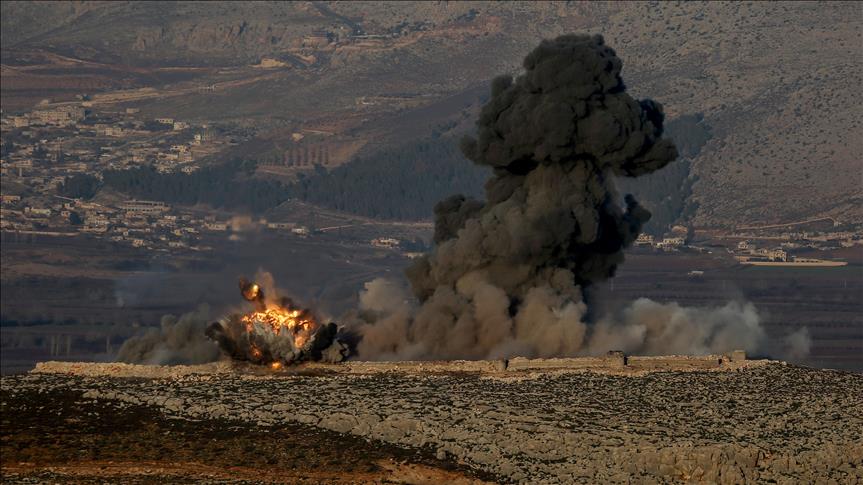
xmin=353 ymin=34 xmax=808 ymax=361
xmin=355 ymin=34 xmax=676 ymax=358
xmin=406 ymin=34 xmax=676 ymax=305
xmin=117 ymin=305 xmax=221 ymax=365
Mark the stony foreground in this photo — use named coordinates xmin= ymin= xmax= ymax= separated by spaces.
xmin=0 ymin=385 xmax=490 ymax=484
xmin=3 ymin=362 xmax=862 ymax=484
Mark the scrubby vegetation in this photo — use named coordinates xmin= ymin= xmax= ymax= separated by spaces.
xmin=89 ymin=136 xmax=488 ymax=219
xmin=101 ymin=159 xmax=287 ymax=213
xmin=57 ymin=174 xmax=101 ymax=200
xmin=289 ymin=137 xmax=488 ymax=220
xmin=70 ymin=116 xmax=707 ymax=226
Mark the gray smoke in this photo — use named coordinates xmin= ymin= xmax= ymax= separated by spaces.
xmin=352 ymin=34 xmax=809 ymax=361
xmin=588 ymin=299 xmax=763 ymax=355
xmin=117 ymin=304 xmax=221 ymax=365
xmin=587 ymin=299 xmax=811 ymax=359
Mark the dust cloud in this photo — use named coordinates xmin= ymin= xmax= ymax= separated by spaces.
xmin=117 ymin=305 xmax=220 ymax=365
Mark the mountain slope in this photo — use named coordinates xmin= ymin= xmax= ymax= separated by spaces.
xmin=2 ymin=1 xmax=860 ymax=227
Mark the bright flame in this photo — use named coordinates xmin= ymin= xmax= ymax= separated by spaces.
xmin=250 ymin=346 xmax=262 ymax=359
xmin=242 ymin=283 xmax=261 ymax=302
xmin=240 ymin=303 xmax=318 ymax=349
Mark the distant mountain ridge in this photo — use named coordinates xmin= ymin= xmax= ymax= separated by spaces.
xmin=2 ymin=1 xmax=860 ymax=228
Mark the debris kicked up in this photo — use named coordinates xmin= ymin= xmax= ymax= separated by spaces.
xmin=205 ymin=278 xmax=351 ymax=366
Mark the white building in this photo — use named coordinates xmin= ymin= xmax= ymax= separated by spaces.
xmin=25 ymin=207 xmax=51 ymax=217
xmin=661 ymin=237 xmax=685 ymax=247
xmin=635 ymin=233 xmax=654 ymax=245
xmin=768 ymin=248 xmax=787 ymax=262
xmin=267 ymin=222 xmax=296 ymax=230
xmin=204 ymin=222 xmax=228 ymax=231
xmin=118 ymin=200 xmax=170 ymax=214
xmin=32 ymin=106 xmax=85 ymax=126
xmin=371 ymin=237 xmax=400 ymax=249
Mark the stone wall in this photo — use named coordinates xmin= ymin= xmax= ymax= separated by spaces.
xmin=31 ymin=351 xmax=765 ymax=379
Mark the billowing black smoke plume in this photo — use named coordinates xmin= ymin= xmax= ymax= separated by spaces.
xmin=353 ymin=34 xmax=674 ymax=358
xmin=352 ymin=34 xmax=809 ymax=361
xmin=117 ymin=35 xmax=808 ymax=365
xmin=408 ymin=34 xmax=676 ymax=298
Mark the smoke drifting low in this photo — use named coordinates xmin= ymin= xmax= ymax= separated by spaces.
xmin=351 ymin=34 xmax=809 ymax=361
xmin=354 ymin=280 xmax=808 ymax=360
xmin=117 ymin=305 xmax=220 ymax=365
xmin=590 ymin=299 xmax=810 ymax=359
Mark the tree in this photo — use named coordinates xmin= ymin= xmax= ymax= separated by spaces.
xmin=58 ymin=174 xmax=101 ymax=200
xmin=289 ymin=136 xmax=489 ymax=220
xmin=68 ymin=211 xmax=83 ymax=225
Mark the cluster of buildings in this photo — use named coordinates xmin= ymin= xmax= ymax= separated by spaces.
xmin=721 ymin=221 xmax=862 ymax=252
xmin=634 ymin=225 xmax=690 ymax=252
xmin=371 ymin=237 xmax=400 ymax=249
xmin=769 ymin=230 xmax=859 ymax=250
xmin=0 ymin=192 xmax=323 ymax=252
xmin=9 ymin=105 xmax=87 ymax=128
xmin=633 ymin=220 xmax=861 ymax=263
xmin=0 ymin=101 xmax=255 ymax=251
xmin=265 ymin=221 xmax=310 ymax=236
xmin=733 ymin=241 xmax=787 ymax=263
xmin=635 ymin=234 xmax=687 ymax=251
xmin=1 ymin=195 xmax=220 ymax=251
xmin=0 ymin=100 xmax=412 ymax=254
xmin=731 ymin=240 xmax=849 ymax=267
xmin=0 ymin=104 xmax=227 ymax=187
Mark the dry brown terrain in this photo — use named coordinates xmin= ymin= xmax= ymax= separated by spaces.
xmin=3 ymin=359 xmax=861 ymax=484
xmin=1 ymin=386 xmax=492 ymax=484
xmin=3 ymin=1 xmax=860 ymax=227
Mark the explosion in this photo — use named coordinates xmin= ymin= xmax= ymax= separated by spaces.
xmin=205 ymin=278 xmax=351 ymax=365
xmin=240 ymin=309 xmax=316 ymax=348
xmin=352 ymin=34 xmax=809 ymax=362
xmin=350 ymin=34 xmax=679 ymax=360
xmin=118 ymin=34 xmax=808 ymax=367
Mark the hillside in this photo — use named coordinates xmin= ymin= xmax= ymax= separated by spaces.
xmin=2 ymin=1 xmax=860 ymax=228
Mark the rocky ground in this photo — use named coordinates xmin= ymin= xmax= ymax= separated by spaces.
xmin=0 ymin=383 xmax=492 ymax=484
xmin=2 ymin=362 xmax=862 ymax=484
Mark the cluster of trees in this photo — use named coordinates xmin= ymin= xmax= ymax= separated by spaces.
xmin=52 ymin=114 xmax=709 ymax=229
xmin=58 ymin=174 xmax=100 ymax=200
xmin=56 ymin=136 xmax=489 ymax=220
xmin=287 ymin=137 xmax=488 ymax=220
xmin=101 ymin=159 xmax=289 ymax=213
xmin=1 ymin=139 xmax=14 ymax=158
xmin=141 ymin=120 xmax=173 ymax=132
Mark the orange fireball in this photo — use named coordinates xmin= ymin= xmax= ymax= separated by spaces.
xmin=240 ymin=298 xmax=318 ymax=349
